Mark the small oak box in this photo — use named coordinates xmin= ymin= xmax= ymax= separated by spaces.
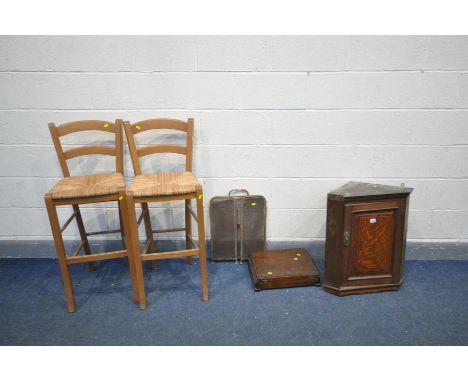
xmin=249 ymin=248 xmax=320 ymax=291
xmin=323 ymin=181 xmax=413 ymax=296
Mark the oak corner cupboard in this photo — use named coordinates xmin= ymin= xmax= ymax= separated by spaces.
xmin=323 ymin=181 xmax=413 ymax=296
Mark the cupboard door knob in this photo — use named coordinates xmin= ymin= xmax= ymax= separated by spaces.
xmin=344 ymin=232 xmax=350 ymax=246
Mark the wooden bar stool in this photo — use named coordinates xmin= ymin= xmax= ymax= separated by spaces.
xmin=122 ymin=118 xmax=208 ymax=309
xmin=44 ymin=120 xmax=139 ymax=312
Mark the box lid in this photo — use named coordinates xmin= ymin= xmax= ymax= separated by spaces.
xmin=328 ymin=181 xmax=413 ymax=200
xmin=249 ymin=248 xmax=319 ymax=279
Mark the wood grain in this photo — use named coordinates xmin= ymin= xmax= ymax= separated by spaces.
xmin=349 ymin=211 xmax=394 ymax=277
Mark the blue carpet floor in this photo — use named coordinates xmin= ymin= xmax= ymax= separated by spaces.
xmin=0 ymin=258 xmax=467 ymax=345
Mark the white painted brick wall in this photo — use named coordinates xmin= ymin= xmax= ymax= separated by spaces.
xmin=0 ymin=36 xmax=467 ymax=244
xmin=348 ymin=36 xmax=427 ymax=70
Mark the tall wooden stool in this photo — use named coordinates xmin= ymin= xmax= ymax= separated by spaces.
xmin=44 ymin=120 xmax=139 ymax=312
xmin=122 ymin=118 xmax=208 ymax=309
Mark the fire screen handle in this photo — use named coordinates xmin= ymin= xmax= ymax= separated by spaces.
xmin=228 ymin=189 xmax=250 ymax=197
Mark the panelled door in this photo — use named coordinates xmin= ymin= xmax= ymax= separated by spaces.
xmin=343 ymin=199 xmax=404 ymax=284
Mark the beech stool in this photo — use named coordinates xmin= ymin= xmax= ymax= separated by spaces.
xmin=44 ymin=120 xmax=139 ymax=312
xmin=122 ymin=118 xmax=208 ymax=309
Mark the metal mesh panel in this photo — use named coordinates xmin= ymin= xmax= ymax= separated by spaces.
xmin=210 ymin=191 xmax=266 ymax=262
xmin=239 ymin=196 xmax=266 ymax=263
xmin=210 ymin=197 xmax=237 ymax=261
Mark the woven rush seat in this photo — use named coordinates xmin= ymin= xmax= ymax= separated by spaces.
xmin=128 ymin=171 xmax=202 ymax=198
xmin=49 ymin=172 xmax=125 ymax=200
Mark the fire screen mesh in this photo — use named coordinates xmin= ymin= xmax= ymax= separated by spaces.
xmin=209 ymin=189 xmax=266 ymax=263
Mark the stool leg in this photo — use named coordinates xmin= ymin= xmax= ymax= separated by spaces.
xmin=73 ymin=204 xmax=95 ymax=271
xmin=185 ymin=199 xmax=193 ymax=265
xmin=196 ymin=193 xmax=208 ymax=302
xmin=118 ymin=193 xmax=139 ymax=304
xmin=118 ymin=208 xmax=129 ymax=267
xmin=45 ymin=195 xmax=76 ymax=313
xmin=124 ymin=193 xmax=147 ymax=309
xmin=141 ymin=203 xmax=157 ymax=270
xmin=118 ymin=208 xmax=126 ymax=249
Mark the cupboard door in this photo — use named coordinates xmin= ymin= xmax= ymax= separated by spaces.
xmin=344 ymin=201 xmax=401 ymax=281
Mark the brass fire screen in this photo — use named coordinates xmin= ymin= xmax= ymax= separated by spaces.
xmin=209 ymin=189 xmax=266 ymax=263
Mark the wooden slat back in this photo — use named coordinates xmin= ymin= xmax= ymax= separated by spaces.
xmin=63 ymin=146 xmax=116 ymax=160
xmin=124 ymin=118 xmax=194 ymax=176
xmin=129 ymin=118 xmax=188 ymax=134
xmin=56 ymin=120 xmax=116 ymax=136
xmin=137 ymin=144 xmax=187 ymax=157
xmin=48 ymin=119 xmax=124 ymax=177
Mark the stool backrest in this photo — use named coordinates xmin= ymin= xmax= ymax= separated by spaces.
xmin=48 ymin=120 xmax=124 ymax=177
xmin=124 ymin=118 xmax=194 ymax=176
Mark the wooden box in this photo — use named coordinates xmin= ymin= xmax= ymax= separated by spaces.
xmin=323 ymin=181 xmax=413 ymax=296
xmin=248 ymin=248 xmax=321 ymax=291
